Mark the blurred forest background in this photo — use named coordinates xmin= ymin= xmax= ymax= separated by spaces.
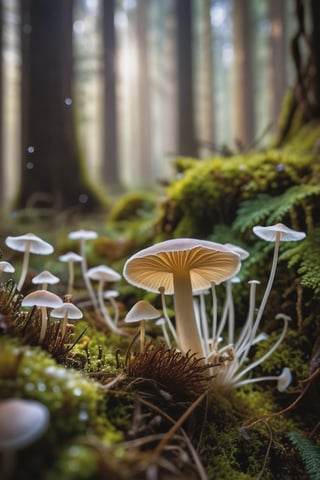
xmin=0 ymin=0 xmax=304 ymax=214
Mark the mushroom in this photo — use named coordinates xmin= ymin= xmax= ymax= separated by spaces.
xmin=68 ymin=230 xmax=98 ymax=310
xmin=235 ymin=366 xmax=292 ymax=392
xmin=125 ymin=300 xmax=161 ymax=352
xmin=58 ymin=251 xmax=83 ymax=295
xmin=86 ymin=265 xmax=128 ymax=336
xmin=0 ymin=261 xmax=15 ymax=278
xmin=21 ymin=289 xmax=63 ymax=343
xmin=252 ymin=223 xmax=306 ymax=343
xmin=32 ymin=270 xmax=60 ymax=290
xmin=0 ymin=398 xmax=49 ymax=479
xmin=5 ymin=233 xmax=54 ymax=291
xmin=123 ymin=238 xmax=240 ymax=360
xmin=50 ymin=301 xmax=83 ymax=339
xmin=103 ymin=290 xmax=120 ymax=325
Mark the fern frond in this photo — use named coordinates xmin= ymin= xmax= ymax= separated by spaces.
xmin=288 ymin=430 xmax=320 ymax=480
xmin=234 ymin=193 xmax=278 ymax=233
xmin=234 ymin=185 xmax=320 ymax=234
xmin=282 ymin=227 xmax=320 ymax=293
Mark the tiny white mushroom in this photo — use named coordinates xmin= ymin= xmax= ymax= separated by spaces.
xmin=0 ymin=398 xmax=49 ymax=479
xmin=5 ymin=233 xmax=54 ymax=291
xmin=21 ymin=290 xmax=63 ymax=343
xmin=124 ymin=300 xmax=161 ymax=352
xmin=32 ymin=270 xmax=60 ymax=290
xmin=50 ymin=302 xmax=83 ymax=339
xmin=155 ymin=317 xmax=171 ymax=348
xmin=0 ymin=261 xmax=15 ymax=278
xmin=103 ymin=290 xmax=120 ymax=325
xmin=58 ymin=251 xmax=83 ymax=295
xmin=86 ymin=265 xmax=127 ymax=336
xmin=68 ymin=230 xmax=99 ymax=309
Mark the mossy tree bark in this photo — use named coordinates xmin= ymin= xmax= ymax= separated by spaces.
xmin=17 ymin=0 xmax=102 ymax=212
xmin=275 ymin=0 xmax=320 ymax=146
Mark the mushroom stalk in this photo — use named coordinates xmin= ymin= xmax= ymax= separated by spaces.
xmin=97 ymin=282 xmax=128 ymax=336
xmin=79 ymin=239 xmax=99 ymax=311
xmin=17 ymin=242 xmax=31 ymax=291
xmin=39 ymin=306 xmax=48 ymax=343
xmin=173 ymin=271 xmax=206 ymax=361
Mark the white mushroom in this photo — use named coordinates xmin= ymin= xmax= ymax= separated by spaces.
xmin=68 ymin=230 xmax=98 ymax=309
xmin=0 ymin=398 xmax=49 ymax=478
xmin=103 ymin=289 xmax=120 ymax=325
xmin=50 ymin=301 xmax=83 ymax=339
xmin=58 ymin=251 xmax=83 ymax=295
xmin=0 ymin=261 xmax=15 ymax=278
xmin=32 ymin=270 xmax=60 ymax=290
xmin=124 ymin=300 xmax=161 ymax=352
xmin=86 ymin=265 xmax=127 ymax=336
xmin=5 ymin=233 xmax=54 ymax=291
xmin=21 ymin=290 xmax=63 ymax=343
xmin=123 ymin=238 xmax=240 ymax=361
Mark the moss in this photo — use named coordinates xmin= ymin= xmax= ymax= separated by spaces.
xmin=108 ymin=190 xmax=158 ymax=222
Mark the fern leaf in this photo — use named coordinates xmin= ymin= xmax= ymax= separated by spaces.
xmin=288 ymin=431 xmax=320 ymax=480
xmin=234 ymin=194 xmax=279 ymax=233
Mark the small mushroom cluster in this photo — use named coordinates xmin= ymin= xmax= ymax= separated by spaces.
xmin=1 ymin=229 xmax=127 ymax=344
xmin=123 ymin=223 xmax=306 ymax=391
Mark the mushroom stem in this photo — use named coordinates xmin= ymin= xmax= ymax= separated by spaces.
xmin=140 ymin=319 xmax=145 ymax=353
xmin=39 ymin=306 xmax=48 ymax=343
xmin=17 ymin=242 xmax=31 ymax=291
xmin=97 ymin=282 xmax=128 ymax=336
xmin=67 ymin=261 xmax=75 ymax=295
xmin=173 ymin=271 xmax=206 ymax=361
xmin=79 ymin=239 xmax=99 ymax=311
xmin=159 ymin=287 xmax=179 ymax=347
xmin=252 ymin=231 xmax=281 ymax=338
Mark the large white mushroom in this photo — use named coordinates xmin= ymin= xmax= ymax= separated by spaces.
xmin=5 ymin=233 xmax=54 ymax=291
xmin=123 ymin=238 xmax=240 ymax=361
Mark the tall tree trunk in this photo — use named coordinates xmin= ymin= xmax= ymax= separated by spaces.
xmin=233 ymin=0 xmax=255 ymax=148
xmin=136 ymin=0 xmax=152 ymax=182
xmin=102 ymin=0 xmax=120 ymax=189
xmin=17 ymin=0 xmax=101 ymax=212
xmin=268 ymin=0 xmax=287 ymax=127
xmin=0 ymin=0 xmax=3 ymax=206
xmin=176 ymin=0 xmax=197 ymax=157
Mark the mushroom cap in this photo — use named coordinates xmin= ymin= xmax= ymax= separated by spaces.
xmin=68 ymin=229 xmax=98 ymax=241
xmin=32 ymin=271 xmax=60 ymax=285
xmin=0 ymin=398 xmax=49 ymax=450
xmin=103 ymin=289 xmax=120 ymax=299
xmin=5 ymin=233 xmax=54 ymax=255
xmin=224 ymin=243 xmax=250 ymax=260
xmin=253 ymin=223 xmax=306 ymax=242
xmin=277 ymin=367 xmax=292 ymax=392
xmin=0 ymin=261 xmax=15 ymax=273
xmin=124 ymin=300 xmax=161 ymax=323
xmin=21 ymin=290 xmax=63 ymax=308
xmin=87 ymin=265 xmax=121 ymax=283
xmin=123 ymin=238 xmax=241 ymax=294
xmin=59 ymin=252 xmax=83 ymax=263
xmin=50 ymin=302 xmax=83 ymax=320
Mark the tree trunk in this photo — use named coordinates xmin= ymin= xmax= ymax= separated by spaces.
xmin=233 ymin=0 xmax=255 ymax=148
xmin=17 ymin=0 xmax=101 ymax=212
xmin=102 ymin=0 xmax=120 ymax=189
xmin=136 ymin=0 xmax=152 ymax=182
xmin=176 ymin=0 xmax=197 ymax=157
xmin=0 ymin=1 xmax=3 ymax=206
